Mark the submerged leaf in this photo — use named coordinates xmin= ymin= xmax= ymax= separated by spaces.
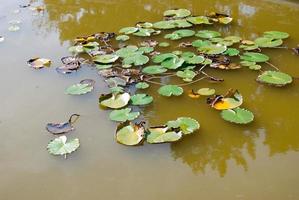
xmin=109 ymin=108 xmax=140 ymax=122
xmin=158 ymin=85 xmax=183 ymax=97
xmin=256 ymin=71 xmax=292 ymax=87
xmin=47 ymin=136 xmax=80 ymax=157
xmin=221 ymin=107 xmax=254 ymax=124
xmin=116 ymin=121 xmax=145 ymax=146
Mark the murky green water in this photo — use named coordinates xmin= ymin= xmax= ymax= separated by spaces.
xmin=1 ymin=0 xmax=299 ymax=199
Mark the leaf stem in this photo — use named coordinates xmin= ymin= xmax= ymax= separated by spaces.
xmin=265 ymin=61 xmax=280 ymax=71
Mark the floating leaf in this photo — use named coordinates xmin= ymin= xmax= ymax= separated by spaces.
xmin=135 ymin=82 xmax=149 ymax=89
xmin=256 ymin=71 xmax=292 ymax=87
xmin=46 ymin=114 xmax=80 ymax=135
xmin=47 ymin=136 xmax=80 ymax=157
xmin=224 ymin=48 xmax=240 ymax=56
xmin=158 ymin=85 xmax=183 ymax=97
xmin=110 ymin=86 xmax=124 ymax=94
xmin=153 ymin=19 xmax=192 ymax=29
xmin=166 ymin=117 xmax=200 ymax=135
xmin=163 ymin=8 xmax=191 ymax=18
xmin=133 ymin=28 xmax=156 ymax=37
xmin=95 ymin=64 xmax=113 ymax=70
xmin=146 ymin=126 xmax=182 ymax=144
xmin=240 ymin=52 xmax=269 ymax=63
xmin=116 ymin=121 xmax=145 ymax=146
xmin=152 ymin=53 xmax=177 ymax=63
xmin=130 ymin=94 xmax=153 ymax=105
xmin=176 ymin=69 xmax=196 ymax=82
xmin=99 ymin=93 xmax=131 ymax=109
xmin=198 ymin=44 xmax=227 ymax=55
xmin=138 ymin=46 xmax=154 ymax=54
xmin=164 ymin=29 xmax=195 ymax=40
xmin=161 ymin=57 xmax=185 ymax=69
xmin=208 ymin=89 xmax=243 ymax=110
xmin=221 ymin=107 xmax=254 ymax=124
xmin=264 ymin=31 xmax=289 ymax=39
xmin=187 ymin=16 xmax=211 ymax=25
xmin=254 ymin=37 xmax=283 ymax=48
xmin=119 ymin=27 xmax=138 ymax=34
xmin=159 ymin=42 xmax=170 ymax=47
xmin=27 ymin=58 xmax=51 ymax=69
xmin=93 ymin=54 xmax=119 ymax=64
xmin=181 ymin=52 xmax=205 ymax=64
xmin=196 ymin=30 xmax=221 ymax=39
xmin=116 ymin=35 xmax=130 ymax=41
xmin=109 ymin=108 xmax=140 ymax=122
xmin=218 ymin=17 xmax=233 ymax=24
xmin=123 ymin=54 xmax=149 ymax=66
xmin=142 ymin=65 xmax=167 ymax=75
xmin=197 ymin=88 xmax=215 ymax=96
xmin=116 ymin=45 xmax=138 ymax=58
xmin=192 ymin=39 xmax=212 ymax=48
xmin=65 ymin=79 xmax=95 ymax=95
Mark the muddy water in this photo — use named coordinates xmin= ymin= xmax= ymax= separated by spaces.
xmin=1 ymin=0 xmax=299 ymax=199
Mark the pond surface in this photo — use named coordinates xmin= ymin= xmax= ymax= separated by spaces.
xmin=1 ymin=0 xmax=299 ymax=199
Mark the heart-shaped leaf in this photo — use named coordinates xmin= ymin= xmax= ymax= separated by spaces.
xmin=163 ymin=8 xmax=191 ymax=18
xmin=256 ymin=71 xmax=292 ymax=87
xmin=109 ymin=108 xmax=140 ymax=122
xmin=130 ymin=94 xmax=153 ymax=105
xmin=142 ymin=65 xmax=167 ymax=75
xmin=116 ymin=121 xmax=145 ymax=146
xmin=99 ymin=93 xmax=131 ymax=109
xmin=166 ymin=117 xmax=200 ymax=135
xmin=146 ymin=126 xmax=182 ymax=144
xmin=47 ymin=136 xmax=80 ymax=157
xmin=221 ymin=107 xmax=254 ymax=124
xmin=196 ymin=30 xmax=221 ymax=39
xmin=240 ymin=52 xmax=269 ymax=63
xmin=135 ymin=82 xmax=149 ymax=89
xmin=158 ymin=85 xmax=184 ymax=97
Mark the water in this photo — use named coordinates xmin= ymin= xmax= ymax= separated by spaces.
xmin=1 ymin=0 xmax=299 ymax=199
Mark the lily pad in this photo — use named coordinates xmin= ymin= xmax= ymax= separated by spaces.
xmin=221 ymin=107 xmax=254 ymax=124
xmin=65 ymin=79 xmax=95 ymax=95
xmin=130 ymin=94 xmax=153 ymax=105
xmin=146 ymin=126 xmax=182 ymax=144
xmin=99 ymin=93 xmax=131 ymax=109
xmin=198 ymin=44 xmax=227 ymax=55
xmin=256 ymin=71 xmax=292 ymax=86
xmin=264 ymin=31 xmax=289 ymax=39
xmin=116 ymin=35 xmax=130 ymax=41
xmin=142 ymin=65 xmax=167 ymax=75
xmin=158 ymin=85 xmax=183 ymax=97
xmin=123 ymin=54 xmax=149 ymax=66
xmin=119 ymin=27 xmax=138 ymax=34
xmin=152 ymin=53 xmax=178 ymax=63
xmin=166 ymin=117 xmax=200 ymax=135
xmin=47 ymin=136 xmax=80 ymax=157
xmin=133 ymin=28 xmax=156 ymax=37
xmin=254 ymin=37 xmax=283 ymax=48
xmin=153 ymin=19 xmax=192 ymax=29
xmin=116 ymin=121 xmax=145 ymax=146
xmin=197 ymin=88 xmax=215 ymax=96
xmin=209 ymin=90 xmax=243 ymax=110
xmin=116 ymin=45 xmax=139 ymax=58
xmin=218 ymin=17 xmax=233 ymax=24
xmin=187 ymin=16 xmax=211 ymax=25
xmin=161 ymin=57 xmax=185 ymax=69
xmin=164 ymin=29 xmax=195 ymax=40
xmin=224 ymin=48 xmax=240 ymax=56
xmin=109 ymin=108 xmax=140 ymax=122
xmin=159 ymin=42 xmax=170 ymax=47
xmin=135 ymin=82 xmax=149 ymax=89
xmin=240 ymin=52 xmax=269 ymax=63
xmin=93 ymin=54 xmax=119 ymax=64
xmin=176 ymin=69 xmax=196 ymax=82
xmin=163 ymin=8 xmax=191 ymax=18
xmin=196 ymin=30 xmax=221 ymax=39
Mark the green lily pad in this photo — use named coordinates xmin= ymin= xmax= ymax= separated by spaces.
xmin=133 ymin=28 xmax=156 ymax=37
xmin=99 ymin=93 xmax=131 ymax=109
xmin=93 ymin=54 xmax=119 ymax=64
xmin=116 ymin=45 xmax=139 ymax=58
xmin=192 ymin=39 xmax=212 ymax=48
xmin=142 ymin=65 xmax=167 ymax=75
xmin=254 ymin=37 xmax=283 ymax=48
xmin=239 ymin=44 xmax=259 ymax=51
xmin=218 ymin=17 xmax=233 ymax=24
xmin=159 ymin=42 xmax=170 ymax=47
xmin=164 ymin=29 xmax=195 ymax=40
xmin=198 ymin=44 xmax=227 ymax=55
xmin=116 ymin=122 xmax=145 ymax=146
xmin=166 ymin=117 xmax=200 ymax=135
xmin=130 ymin=94 xmax=153 ymax=105
xmin=197 ymin=88 xmax=215 ymax=96
xmin=176 ymin=69 xmax=196 ymax=82
xmin=256 ymin=71 xmax=293 ymax=86
xmin=240 ymin=52 xmax=269 ymax=63
xmin=161 ymin=57 xmax=185 ymax=69
xmin=123 ymin=54 xmax=149 ymax=66
xmin=47 ymin=136 xmax=80 ymax=157
xmin=146 ymin=126 xmax=182 ymax=144
xmin=221 ymin=107 xmax=254 ymax=124
xmin=181 ymin=52 xmax=205 ymax=64
xmin=158 ymin=85 xmax=184 ymax=97
xmin=65 ymin=83 xmax=93 ymax=95
xmin=109 ymin=108 xmax=140 ymax=122
xmin=110 ymin=86 xmax=124 ymax=94
xmin=138 ymin=46 xmax=154 ymax=54
xmin=119 ymin=27 xmax=138 ymax=34
xmin=196 ymin=30 xmax=221 ymax=39
xmin=152 ymin=53 xmax=178 ymax=63
xmin=163 ymin=8 xmax=191 ymax=18
xmin=153 ymin=19 xmax=192 ymax=29
xmin=135 ymin=82 xmax=149 ymax=89
xmin=95 ymin=64 xmax=113 ymax=70
xmin=116 ymin=35 xmax=130 ymax=41
xmin=224 ymin=36 xmax=241 ymax=43
xmin=224 ymin=48 xmax=240 ymax=56
xmin=264 ymin=31 xmax=289 ymax=39
xmin=187 ymin=16 xmax=211 ymax=25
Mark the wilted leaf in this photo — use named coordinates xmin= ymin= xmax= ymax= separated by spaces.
xmin=208 ymin=89 xmax=243 ymax=110
xmin=221 ymin=107 xmax=254 ymax=124
xmin=47 ymin=136 xmax=80 ymax=157
xmin=27 ymin=58 xmax=51 ymax=69
xmin=46 ymin=114 xmax=80 ymax=135
xmin=146 ymin=125 xmax=182 ymax=144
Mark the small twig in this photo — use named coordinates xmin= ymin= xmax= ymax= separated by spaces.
xmin=144 ymin=79 xmax=166 ymax=86
xmin=265 ymin=61 xmax=280 ymax=71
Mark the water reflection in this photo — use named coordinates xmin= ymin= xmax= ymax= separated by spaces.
xmin=41 ymin=0 xmax=299 ymax=177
